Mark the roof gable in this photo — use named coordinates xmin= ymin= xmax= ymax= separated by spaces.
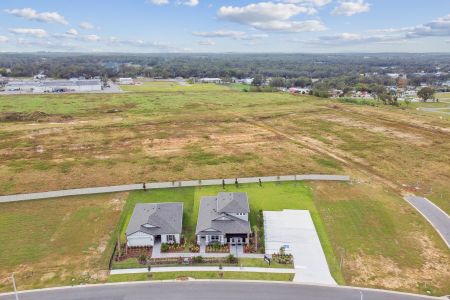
xmin=126 ymin=202 xmax=183 ymax=236
xmin=217 ymin=192 xmax=250 ymax=214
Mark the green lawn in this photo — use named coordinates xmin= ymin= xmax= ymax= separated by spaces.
xmin=108 ymin=271 xmax=293 ymax=282
xmin=117 ymin=182 xmax=343 ymax=283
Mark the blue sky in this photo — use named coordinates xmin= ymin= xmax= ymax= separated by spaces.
xmin=0 ymin=0 xmax=449 ymax=52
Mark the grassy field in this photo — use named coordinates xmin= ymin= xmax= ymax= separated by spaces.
xmin=0 ymin=84 xmax=448 ymax=215
xmin=108 ymin=271 xmax=294 ymax=282
xmin=0 ymin=193 xmax=127 ymax=293
xmin=311 ymin=181 xmax=450 ymax=296
xmin=0 ymin=83 xmax=449 ymax=295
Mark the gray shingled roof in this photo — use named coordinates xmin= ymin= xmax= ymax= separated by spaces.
xmin=126 ymin=202 xmax=183 ymax=236
xmin=196 ymin=194 xmax=251 ymax=235
xmin=217 ymin=192 xmax=250 ymax=214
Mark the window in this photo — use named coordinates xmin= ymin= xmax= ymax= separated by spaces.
xmin=210 ymin=235 xmax=220 ymax=242
xmin=166 ymin=235 xmax=175 ymax=243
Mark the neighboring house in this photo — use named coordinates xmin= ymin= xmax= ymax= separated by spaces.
xmin=199 ymin=77 xmax=223 ymax=84
xmin=126 ymin=202 xmax=183 ymax=247
xmin=5 ymin=79 xmax=102 ymax=93
xmin=118 ymin=77 xmax=134 ymax=85
xmin=196 ymin=192 xmax=251 ymax=246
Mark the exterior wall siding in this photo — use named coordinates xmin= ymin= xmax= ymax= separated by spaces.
xmin=127 ymin=231 xmax=154 ymax=247
xmin=161 ymin=234 xmax=181 ymax=244
xmin=228 ymin=212 xmax=249 ymax=221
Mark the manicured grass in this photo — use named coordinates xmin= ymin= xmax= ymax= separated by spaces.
xmin=238 ymin=258 xmax=293 ymax=269
xmin=108 ymin=271 xmax=293 ymax=282
xmin=117 ymin=182 xmax=341 ymax=282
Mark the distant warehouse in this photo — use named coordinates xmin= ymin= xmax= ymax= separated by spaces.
xmin=5 ymin=79 xmax=102 ymax=93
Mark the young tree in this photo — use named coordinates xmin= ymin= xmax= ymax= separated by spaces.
xmin=417 ymin=87 xmax=435 ymax=102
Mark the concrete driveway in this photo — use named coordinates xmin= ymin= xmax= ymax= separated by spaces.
xmin=263 ymin=210 xmax=337 ymax=285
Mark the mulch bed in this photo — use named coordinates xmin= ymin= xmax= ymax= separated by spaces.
xmin=116 ymin=245 xmax=152 ymax=261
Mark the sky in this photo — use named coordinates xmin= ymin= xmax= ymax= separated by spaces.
xmin=0 ymin=0 xmax=449 ymax=53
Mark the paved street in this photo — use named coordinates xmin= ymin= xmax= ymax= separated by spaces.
xmin=0 ymin=174 xmax=350 ymax=203
xmin=404 ymin=196 xmax=450 ymax=248
xmin=0 ymin=281 xmax=440 ymax=300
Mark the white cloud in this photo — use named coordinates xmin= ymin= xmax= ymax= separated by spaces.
xmin=178 ymin=0 xmax=199 ymax=6
xmin=5 ymin=8 xmax=68 ymax=25
xmin=148 ymin=0 xmax=170 ymax=5
xmin=331 ymin=0 xmax=370 ymax=16
xmin=192 ymin=30 xmax=269 ymax=40
xmin=217 ymin=2 xmax=325 ymax=32
xmin=299 ymin=14 xmax=450 ymax=47
xmin=252 ymin=20 xmax=326 ymax=32
xmin=198 ymin=40 xmax=216 ymax=46
xmin=280 ymin=0 xmax=331 ymax=6
xmin=0 ymin=36 xmax=9 ymax=43
xmin=193 ymin=30 xmax=246 ymax=39
xmin=8 ymin=28 xmax=48 ymax=38
xmin=405 ymin=14 xmax=450 ymax=38
xmin=147 ymin=0 xmax=199 ymax=6
xmin=79 ymin=22 xmax=95 ymax=30
xmin=66 ymin=29 xmax=79 ymax=36
xmin=84 ymin=34 xmax=101 ymax=42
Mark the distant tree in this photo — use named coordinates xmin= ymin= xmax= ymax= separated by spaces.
xmin=269 ymin=77 xmax=286 ymax=87
xmin=252 ymin=75 xmax=263 ymax=86
xmin=417 ymin=87 xmax=435 ymax=102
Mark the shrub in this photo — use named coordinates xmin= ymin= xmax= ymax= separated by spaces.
xmin=160 ymin=243 xmax=169 ymax=253
xmin=226 ymin=254 xmax=237 ymax=264
xmin=193 ymin=256 xmax=203 ymax=263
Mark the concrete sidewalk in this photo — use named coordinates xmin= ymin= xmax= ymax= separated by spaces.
xmin=110 ymin=266 xmax=295 ymax=275
xmin=0 ymin=174 xmax=350 ymax=203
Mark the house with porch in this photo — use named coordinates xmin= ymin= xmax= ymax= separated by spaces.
xmin=196 ymin=192 xmax=251 ymax=246
xmin=126 ymin=202 xmax=183 ymax=247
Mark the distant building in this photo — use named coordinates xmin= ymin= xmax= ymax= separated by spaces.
xmin=199 ymin=78 xmax=223 ymax=84
xmin=232 ymin=77 xmax=253 ymax=85
xmin=5 ymin=79 xmax=102 ymax=93
xmin=118 ymin=78 xmax=134 ymax=85
xmin=442 ymin=81 xmax=450 ymax=87
xmin=288 ymin=87 xmax=310 ymax=94
xmin=34 ymin=73 xmax=46 ymax=80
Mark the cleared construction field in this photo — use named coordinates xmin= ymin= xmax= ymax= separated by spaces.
xmin=0 ymin=83 xmax=449 ymax=295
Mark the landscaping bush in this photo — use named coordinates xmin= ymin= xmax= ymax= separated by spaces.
xmin=193 ymin=256 xmax=203 ymax=263
xmin=226 ymin=254 xmax=237 ymax=264
xmin=188 ymin=243 xmax=200 ymax=253
xmin=272 ymin=247 xmax=293 ymax=265
xmin=138 ymin=251 xmax=148 ymax=264
xmin=206 ymin=242 xmax=229 ymax=253
xmin=160 ymin=243 xmax=169 ymax=253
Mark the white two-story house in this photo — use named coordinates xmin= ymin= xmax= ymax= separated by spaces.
xmin=195 ymin=192 xmax=251 ymax=246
